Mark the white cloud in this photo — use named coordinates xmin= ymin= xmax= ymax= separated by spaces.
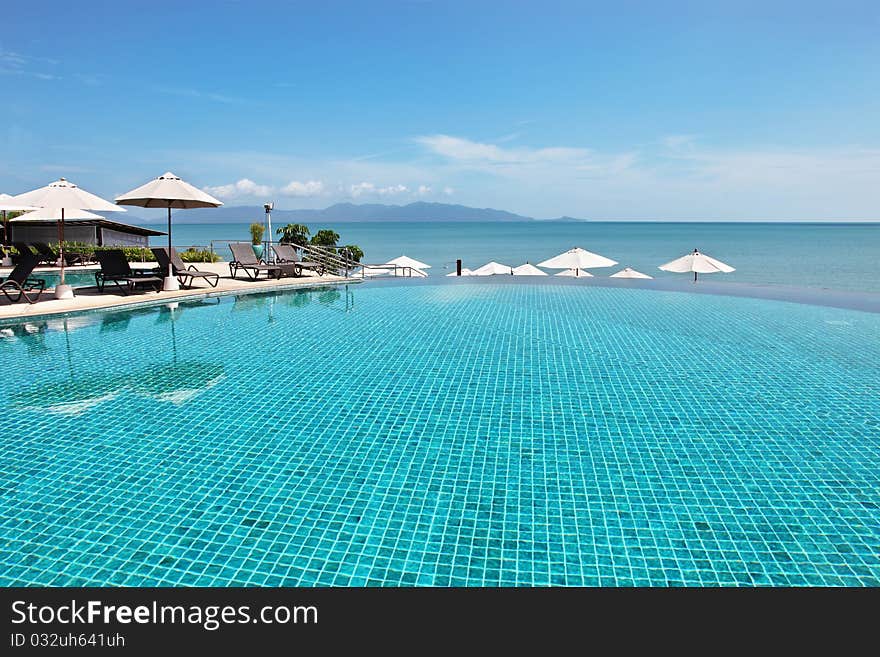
xmin=159 ymin=138 xmax=880 ymax=219
xmin=417 ymin=185 xmax=432 ymax=195
xmin=415 ymin=134 xmax=590 ymax=165
xmin=349 ymin=182 xmax=409 ymax=198
xmin=204 ymin=178 xmax=273 ymax=199
xmin=349 ymin=182 xmax=375 ymax=197
xmin=378 ymin=184 xmax=408 ymax=196
xmin=281 ymin=180 xmax=324 ymax=197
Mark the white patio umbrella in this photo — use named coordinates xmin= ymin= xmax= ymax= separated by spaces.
xmin=446 ymin=268 xmax=473 ymax=276
xmin=115 ymin=172 xmax=222 ymax=291
xmin=386 ymin=255 xmax=431 ymax=269
xmin=538 ymin=246 xmax=617 ymax=273
xmin=610 ymin=267 xmax=653 ymax=279
xmin=659 ymin=249 xmax=735 ymax=282
xmin=512 ymin=263 xmax=548 ymax=276
xmin=11 ymin=179 xmax=124 ymax=298
xmin=0 ymin=193 xmax=35 ymax=210
xmin=13 ymin=207 xmax=105 ymax=221
xmin=0 ymin=193 xmax=38 ymax=265
xmin=472 ymin=261 xmax=513 ymax=276
xmin=555 ymin=268 xmax=593 ymax=277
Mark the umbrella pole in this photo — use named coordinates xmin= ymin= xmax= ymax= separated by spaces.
xmin=164 ymin=203 xmax=179 ymax=291
xmin=59 ymin=210 xmax=65 ymax=284
xmin=53 ymin=208 xmax=74 ymax=299
xmin=168 ymin=205 xmax=172 ymax=279
xmin=694 ymin=271 xmax=697 ymax=283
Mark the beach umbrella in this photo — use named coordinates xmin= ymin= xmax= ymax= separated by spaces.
xmin=610 ymin=267 xmax=653 ymax=279
xmin=555 ymin=268 xmax=593 ymax=277
xmin=13 ymin=207 xmax=105 ymax=221
xmin=0 ymin=193 xmax=37 ymax=212
xmin=472 ymin=261 xmax=513 ymax=276
xmin=386 ymin=255 xmax=431 ymax=270
xmin=445 ymin=268 xmax=473 ymax=276
xmin=538 ymin=246 xmax=617 ymax=273
xmin=11 ymin=179 xmax=124 ymax=298
xmin=512 ymin=263 xmax=548 ymax=276
xmin=659 ymin=249 xmax=735 ymax=282
xmin=115 ymin=172 xmax=222 ymax=291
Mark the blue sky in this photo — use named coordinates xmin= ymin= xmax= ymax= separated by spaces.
xmin=2 ymin=0 xmax=879 ymax=219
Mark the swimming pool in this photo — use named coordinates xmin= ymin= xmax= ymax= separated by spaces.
xmin=1 ymin=282 xmax=878 ymax=586
xmin=29 ymin=269 xmax=100 ymax=289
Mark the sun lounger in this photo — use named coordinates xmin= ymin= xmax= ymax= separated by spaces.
xmin=151 ymin=247 xmax=219 ymax=288
xmin=63 ymin=248 xmax=94 ymax=267
xmin=272 ymin=243 xmax=326 ymax=276
xmin=228 ymin=242 xmax=282 ymax=280
xmin=94 ymin=249 xmax=162 ymax=294
xmin=1 ymin=252 xmax=46 ymax=304
xmin=12 ymin=242 xmax=35 ymax=264
xmin=31 ymin=242 xmax=59 ymax=266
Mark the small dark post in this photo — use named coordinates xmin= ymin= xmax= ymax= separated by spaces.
xmin=456 ymin=259 xmax=462 ymax=276
xmin=694 ymin=271 xmax=697 ymax=283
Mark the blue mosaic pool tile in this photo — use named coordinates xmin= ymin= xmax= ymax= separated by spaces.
xmin=0 ymin=283 xmax=878 ymax=586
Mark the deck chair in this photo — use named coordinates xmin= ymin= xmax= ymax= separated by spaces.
xmin=12 ymin=242 xmax=35 ymax=264
xmin=228 ymin=242 xmax=282 ymax=280
xmin=151 ymin=247 xmax=219 ymax=288
xmin=0 ymin=252 xmax=46 ymax=304
xmin=272 ymin=243 xmax=326 ymax=276
xmin=63 ymin=247 xmax=94 ymax=267
xmin=94 ymin=249 xmax=162 ymax=295
xmin=31 ymin=242 xmax=59 ymax=265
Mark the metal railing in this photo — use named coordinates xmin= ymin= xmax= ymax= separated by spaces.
xmin=208 ymin=240 xmax=358 ymax=277
xmin=348 ymin=264 xmax=423 ymax=279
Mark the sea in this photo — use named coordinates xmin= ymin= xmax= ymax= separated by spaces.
xmin=151 ymin=221 xmax=880 ymax=293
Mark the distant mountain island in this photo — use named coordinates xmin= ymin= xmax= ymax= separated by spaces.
xmin=133 ymin=201 xmax=587 ymax=224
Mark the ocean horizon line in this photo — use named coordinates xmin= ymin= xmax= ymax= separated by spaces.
xmin=132 ymin=218 xmax=880 ymax=226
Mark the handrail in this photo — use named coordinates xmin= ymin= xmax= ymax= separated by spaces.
xmin=348 ymin=263 xmax=422 ymax=278
xmin=204 ymin=240 xmax=364 ymax=276
xmin=297 ymin=243 xmax=353 ymax=277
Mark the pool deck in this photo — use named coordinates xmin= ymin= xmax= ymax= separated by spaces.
xmin=0 ymin=261 xmax=358 ymax=321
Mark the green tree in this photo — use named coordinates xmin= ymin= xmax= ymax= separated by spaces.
xmin=276 ymin=223 xmax=311 ymax=246
xmin=310 ymin=229 xmax=340 ymax=247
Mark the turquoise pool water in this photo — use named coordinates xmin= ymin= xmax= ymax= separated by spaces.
xmin=30 ymin=270 xmax=100 ymax=289
xmin=1 ymin=283 xmax=878 ymax=586
xmin=30 ymin=267 xmax=158 ymax=289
